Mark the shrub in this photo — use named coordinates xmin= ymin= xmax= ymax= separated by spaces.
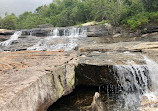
xmin=122 ymin=12 xmax=158 ymax=29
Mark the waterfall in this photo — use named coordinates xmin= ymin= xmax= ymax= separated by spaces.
xmin=144 ymin=56 xmax=158 ymax=92
xmin=27 ymin=27 xmax=87 ymax=51
xmin=105 ymin=56 xmax=158 ymax=110
xmin=49 ymin=27 xmax=87 ymax=37
xmin=112 ymin=65 xmax=150 ymax=110
xmin=52 ymin=28 xmax=59 ymax=36
xmin=0 ymin=31 xmax=22 ymax=46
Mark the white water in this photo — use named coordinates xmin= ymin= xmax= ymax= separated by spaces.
xmin=109 ymin=56 xmax=158 ymax=110
xmin=142 ymin=56 xmax=158 ymax=107
xmin=144 ymin=56 xmax=158 ymax=92
xmin=112 ymin=65 xmax=149 ymax=110
xmin=27 ymin=27 xmax=87 ymax=51
xmin=0 ymin=31 xmax=22 ymax=46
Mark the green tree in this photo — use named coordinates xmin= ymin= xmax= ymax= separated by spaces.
xmin=1 ymin=13 xmax=17 ymax=29
xmin=141 ymin=0 xmax=158 ymax=11
xmin=103 ymin=0 xmax=127 ymax=26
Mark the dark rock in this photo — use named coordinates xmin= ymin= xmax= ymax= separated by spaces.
xmin=87 ymin=25 xmax=112 ymax=37
xmin=141 ymin=23 xmax=158 ymax=34
xmin=22 ymin=28 xmax=53 ymax=37
xmin=75 ymin=64 xmax=117 ymax=86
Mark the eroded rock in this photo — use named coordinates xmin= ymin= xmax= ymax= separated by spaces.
xmin=0 ymin=51 xmax=77 ymax=111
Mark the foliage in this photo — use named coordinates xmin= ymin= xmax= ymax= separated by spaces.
xmin=0 ymin=14 xmax=17 ymax=29
xmin=122 ymin=12 xmax=158 ymax=29
xmin=0 ymin=0 xmax=157 ymax=30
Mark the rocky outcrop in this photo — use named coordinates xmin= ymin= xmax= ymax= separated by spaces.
xmin=75 ymin=51 xmax=146 ymax=86
xmin=0 ymin=51 xmax=77 ymax=111
xmin=141 ymin=23 xmax=158 ymax=34
xmin=22 ymin=28 xmax=51 ymax=37
xmin=87 ymin=25 xmax=112 ymax=37
xmin=0 ymin=29 xmax=14 ymax=35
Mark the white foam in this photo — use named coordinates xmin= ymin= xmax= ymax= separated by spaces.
xmin=0 ymin=31 xmax=22 ymax=46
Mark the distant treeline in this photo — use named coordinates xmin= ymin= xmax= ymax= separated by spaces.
xmin=0 ymin=0 xmax=158 ymax=30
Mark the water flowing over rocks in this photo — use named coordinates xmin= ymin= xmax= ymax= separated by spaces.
xmin=22 ymin=25 xmax=111 ymax=37
xmin=0 ymin=26 xmax=158 ymax=111
xmin=0 ymin=31 xmax=22 ymax=46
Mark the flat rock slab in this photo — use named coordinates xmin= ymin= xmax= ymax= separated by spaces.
xmin=79 ymin=42 xmax=141 ymax=52
xmin=79 ymin=51 xmax=145 ymax=65
xmin=0 ymin=51 xmax=77 ymax=111
xmin=79 ymin=42 xmax=158 ymax=53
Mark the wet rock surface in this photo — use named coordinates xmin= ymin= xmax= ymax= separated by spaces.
xmin=87 ymin=25 xmax=112 ymax=37
xmin=0 ymin=35 xmax=10 ymax=42
xmin=0 ymin=36 xmax=44 ymax=51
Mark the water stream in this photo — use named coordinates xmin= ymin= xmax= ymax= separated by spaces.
xmin=112 ymin=65 xmax=150 ymax=110
xmin=27 ymin=27 xmax=87 ymax=51
xmin=0 ymin=31 xmax=22 ymax=46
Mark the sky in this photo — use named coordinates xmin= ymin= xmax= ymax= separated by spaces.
xmin=0 ymin=0 xmax=53 ymax=17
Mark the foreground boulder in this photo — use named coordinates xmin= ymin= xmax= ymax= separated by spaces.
xmin=0 ymin=51 xmax=77 ymax=111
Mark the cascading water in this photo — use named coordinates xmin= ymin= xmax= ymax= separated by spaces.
xmin=103 ymin=56 xmax=158 ymax=110
xmin=0 ymin=31 xmax=22 ymax=46
xmin=27 ymin=27 xmax=87 ymax=51
xmin=112 ymin=65 xmax=150 ymax=110
xmin=52 ymin=28 xmax=59 ymax=36
xmin=144 ymin=56 xmax=158 ymax=92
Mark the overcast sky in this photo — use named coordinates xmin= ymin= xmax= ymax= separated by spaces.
xmin=0 ymin=0 xmax=53 ymax=17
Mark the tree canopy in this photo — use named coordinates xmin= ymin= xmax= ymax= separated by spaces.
xmin=0 ymin=0 xmax=158 ymax=30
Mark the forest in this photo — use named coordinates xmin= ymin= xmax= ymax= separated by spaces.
xmin=0 ymin=0 xmax=157 ymax=30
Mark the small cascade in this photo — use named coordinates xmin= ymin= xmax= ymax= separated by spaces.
xmin=27 ymin=26 xmax=87 ymax=51
xmin=111 ymin=65 xmax=150 ymax=110
xmin=102 ymin=56 xmax=158 ymax=110
xmin=30 ymin=31 xmax=33 ymax=36
xmin=144 ymin=56 xmax=158 ymax=92
xmin=140 ymin=56 xmax=158 ymax=109
xmin=52 ymin=28 xmax=59 ymax=36
xmin=49 ymin=27 xmax=87 ymax=37
xmin=0 ymin=31 xmax=22 ymax=46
